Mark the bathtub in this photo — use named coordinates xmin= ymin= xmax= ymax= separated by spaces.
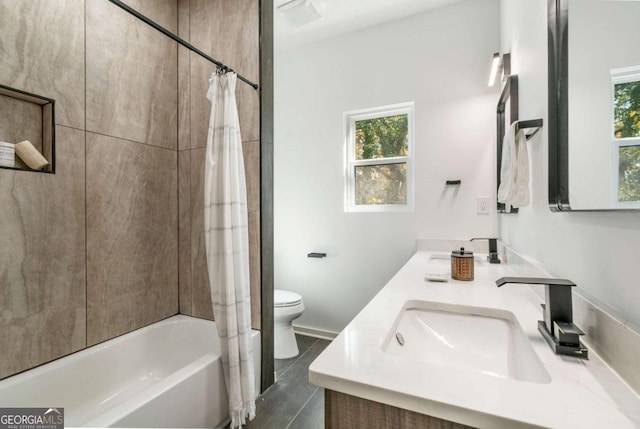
xmin=0 ymin=315 xmax=261 ymax=428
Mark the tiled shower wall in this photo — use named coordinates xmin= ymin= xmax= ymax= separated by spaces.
xmin=176 ymin=0 xmax=262 ymax=329
xmin=0 ymin=0 xmax=261 ymax=379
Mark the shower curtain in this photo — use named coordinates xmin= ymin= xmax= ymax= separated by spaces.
xmin=204 ymin=71 xmax=256 ymax=429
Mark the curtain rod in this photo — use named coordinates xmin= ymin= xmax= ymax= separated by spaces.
xmin=106 ymin=0 xmax=259 ymax=90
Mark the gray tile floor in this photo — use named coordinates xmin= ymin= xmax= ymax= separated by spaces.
xmin=244 ymin=335 xmax=331 ymax=429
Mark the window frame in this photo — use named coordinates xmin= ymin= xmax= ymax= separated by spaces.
xmin=344 ymin=102 xmax=415 ymax=213
xmin=610 ymin=67 xmax=640 ymax=208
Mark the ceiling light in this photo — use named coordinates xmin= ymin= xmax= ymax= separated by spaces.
xmin=277 ymin=0 xmax=321 ymax=28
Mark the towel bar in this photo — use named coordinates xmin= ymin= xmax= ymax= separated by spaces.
xmin=516 ymin=119 xmax=543 ymax=141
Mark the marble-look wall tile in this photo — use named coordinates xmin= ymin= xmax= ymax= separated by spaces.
xmin=178 ymin=151 xmax=193 ymax=315
xmin=237 ymin=77 xmax=261 ymax=144
xmin=178 ymin=47 xmax=191 ymax=151
xmin=188 ymin=0 xmax=260 ymax=148
xmin=123 ymin=0 xmax=178 ymax=32
xmin=189 ymin=149 xmax=214 ymax=319
xmin=188 ymin=55 xmax=212 ymax=150
xmin=248 ymin=209 xmax=261 ymax=330
xmin=244 ymin=141 xmax=261 ymax=329
xmin=0 ymin=126 xmax=86 ymax=379
xmin=189 ymin=0 xmax=259 ymax=83
xmin=0 ymin=0 xmax=85 ymax=129
xmin=190 ymin=56 xmax=260 ymax=150
xmin=86 ymin=0 xmax=178 ymax=149
xmin=179 ymin=0 xmax=262 ymax=328
xmin=177 ymin=0 xmax=192 ymax=314
xmin=177 ymin=0 xmax=189 ymax=40
xmin=86 ymin=132 xmax=178 ymax=346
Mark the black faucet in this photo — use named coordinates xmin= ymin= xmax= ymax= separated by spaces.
xmin=470 ymin=238 xmax=501 ymax=264
xmin=496 ymin=277 xmax=588 ymax=359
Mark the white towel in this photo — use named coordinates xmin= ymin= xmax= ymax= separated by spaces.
xmin=498 ymin=122 xmax=518 ymax=205
xmin=511 ymin=128 xmax=530 ymax=207
xmin=497 ymin=123 xmax=530 ymax=208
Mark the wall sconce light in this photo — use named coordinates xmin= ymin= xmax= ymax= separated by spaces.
xmin=488 ymin=53 xmax=511 ymax=87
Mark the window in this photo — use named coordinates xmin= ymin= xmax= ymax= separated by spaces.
xmin=344 ymin=102 xmax=414 ymax=212
xmin=611 ymin=67 xmax=640 ymax=207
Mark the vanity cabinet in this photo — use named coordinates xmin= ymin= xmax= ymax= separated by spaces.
xmin=325 ymin=390 xmax=475 ymax=429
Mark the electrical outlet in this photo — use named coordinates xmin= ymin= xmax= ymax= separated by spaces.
xmin=477 ymin=196 xmax=490 ymax=214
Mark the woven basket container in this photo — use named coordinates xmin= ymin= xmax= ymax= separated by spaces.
xmin=451 ymin=247 xmax=474 ymax=281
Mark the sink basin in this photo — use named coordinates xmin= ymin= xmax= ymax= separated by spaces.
xmin=383 ymin=301 xmax=551 ymax=384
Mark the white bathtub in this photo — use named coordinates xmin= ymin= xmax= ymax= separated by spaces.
xmin=0 ymin=315 xmax=261 ymax=428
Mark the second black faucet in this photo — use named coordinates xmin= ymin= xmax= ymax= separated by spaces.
xmin=470 ymin=238 xmax=501 ymax=264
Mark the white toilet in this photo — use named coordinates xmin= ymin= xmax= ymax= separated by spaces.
xmin=274 ymin=289 xmax=305 ymax=359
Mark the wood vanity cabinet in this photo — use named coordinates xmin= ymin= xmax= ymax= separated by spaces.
xmin=325 ymin=390 xmax=476 ymax=429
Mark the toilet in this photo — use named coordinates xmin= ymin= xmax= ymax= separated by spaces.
xmin=274 ymin=289 xmax=305 ymax=359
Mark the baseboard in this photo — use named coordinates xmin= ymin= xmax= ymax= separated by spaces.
xmin=294 ymin=325 xmax=339 ymax=341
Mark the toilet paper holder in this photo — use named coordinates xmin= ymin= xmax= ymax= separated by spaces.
xmin=307 ymin=252 xmax=327 ymax=258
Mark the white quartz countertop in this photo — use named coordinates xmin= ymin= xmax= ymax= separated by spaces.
xmin=309 ymin=250 xmax=640 ymax=428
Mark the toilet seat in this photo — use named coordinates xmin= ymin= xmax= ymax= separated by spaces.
xmin=274 ymin=289 xmax=303 ymax=308
xmin=274 ymin=289 xmax=304 ymax=359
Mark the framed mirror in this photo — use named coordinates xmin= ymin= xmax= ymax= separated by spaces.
xmin=548 ymin=0 xmax=640 ymax=211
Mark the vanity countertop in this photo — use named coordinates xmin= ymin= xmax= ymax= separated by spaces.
xmin=309 ymin=249 xmax=640 ymax=428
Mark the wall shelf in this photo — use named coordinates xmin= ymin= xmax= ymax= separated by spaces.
xmin=0 ymin=84 xmax=55 ymax=174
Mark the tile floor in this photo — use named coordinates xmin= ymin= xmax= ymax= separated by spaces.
xmin=244 ymin=334 xmax=331 ymax=429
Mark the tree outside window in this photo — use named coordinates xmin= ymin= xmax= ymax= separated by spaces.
xmin=612 ymin=74 xmax=640 ymax=203
xmin=345 ymin=103 xmax=414 ymax=212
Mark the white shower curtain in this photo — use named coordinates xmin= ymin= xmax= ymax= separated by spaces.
xmin=204 ymin=71 xmax=256 ymax=429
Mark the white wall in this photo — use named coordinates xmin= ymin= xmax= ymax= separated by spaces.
xmin=275 ymin=0 xmax=500 ymax=333
xmin=500 ymin=0 xmax=640 ymax=329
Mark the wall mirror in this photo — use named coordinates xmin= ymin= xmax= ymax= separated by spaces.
xmin=549 ymin=0 xmax=640 ymax=211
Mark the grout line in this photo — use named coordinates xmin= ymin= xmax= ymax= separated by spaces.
xmin=57 ymin=124 xmax=87 ymax=133
xmin=85 ymin=130 xmax=177 ymax=152
xmin=187 ymin=0 xmax=192 ymax=151
xmin=285 ymin=386 xmax=319 ymax=429
xmin=84 ymin=0 xmax=88 ymax=348
xmin=276 ymin=337 xmax=319 ymax=379
xmin=187 ymin=146 xmax=193 ymax=314
xmin=175 ymin=5 xmax=180 ymax=315
xmin=187 ymin=0 xmax=193 ymax=315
